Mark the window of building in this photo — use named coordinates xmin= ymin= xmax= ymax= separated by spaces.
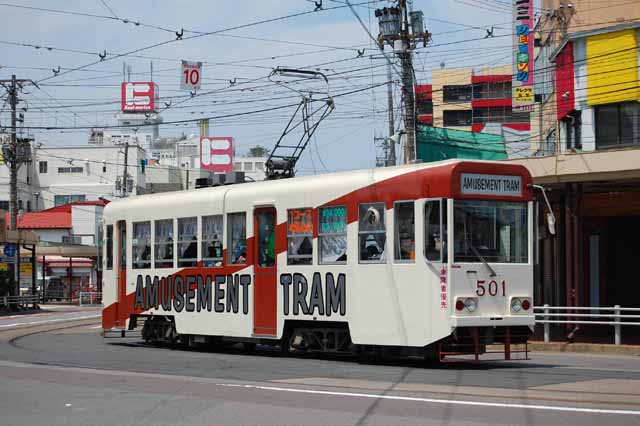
xmin=255 ymin=162 xmax=264 ymax=171
xmin=416 ymin=100 xmax=433 ymax=115
xmin=54 ymin=194 xmax=86 ymax=206
xmin=394 ymin=201 xmax=415 ymax=262
xmin=202 ymin=215 xmax=223 ymax=266
xmin=244 ymin=162 xmax=253 ymax=171
xmin=132 ymin=222 xmax=151 ymax=269
xmin=178 ymin=217 xmax=197 ymax=267
xmin=443 ymin=85 xmax=472 ymax=102
xmin=26 ymin=200 xmax=31 ymax=212
xmin=154 ymin=219 xmax=174 ymax=268
xmin=534 ymin=36 xmax=555 ymax=101
xmin=425 ymin=199 xmax=446 ymax=262
xmin=443 ymin=110 xmax=472 ymax=126
xmin=595 ymin=102 xmax=640 ymax=148
xmin=106 ymin=224 xmax=113 ymax=270
xmin=39 ymin=161 xmax=47 ymax=173
xmin=472 ymin=81 xmax=511 ymax=100
xmin=319 ymin=206 xmax=347 ymax=264
xmin=57 ymin=166 xmax=83 ymax=173
xmin=358 ymin=202 xmax=386 ymax=263
xmin=227 ymin=213 xmax=246 ymax=265
xmin=18 ymin=200 xmax=22 ymax=211
xmin=287 ymin=208 xmax=313 ymax=265
xmin=234 ymin=162 xmax=242 ymax=171
xmin=0 ymin=201 xmax=9 ymax=210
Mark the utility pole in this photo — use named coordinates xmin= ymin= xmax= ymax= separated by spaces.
xmin=0 ymin=75 xmax=35 ymax=296
xmin=386 ymin=62 xmax=396 ymax=166
xmin=375 ymin=2 xmax=430 ymax=165
xmin=398 ymin=0 xmax=416 ymax=163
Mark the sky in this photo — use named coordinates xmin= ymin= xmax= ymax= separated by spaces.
xmin=0 ymin=0 xmax=516 ymax=174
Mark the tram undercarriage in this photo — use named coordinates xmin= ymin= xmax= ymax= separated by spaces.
xmin=124 ymin=314 xmax=531 ymax=362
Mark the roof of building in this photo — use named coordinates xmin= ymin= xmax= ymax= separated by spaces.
xmin=549 ymin=22 xmax=640 ymax=62
xmin=5 ymin=211 xmax=72 ymax=229
xmin=3 ymin=200 xmax=107 ymax=230
xmin=44 ymin=199 xmax=109 ymax=213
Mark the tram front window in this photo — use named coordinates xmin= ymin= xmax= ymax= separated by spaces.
xmin=454 ymin=200 xmax=528 ymax=264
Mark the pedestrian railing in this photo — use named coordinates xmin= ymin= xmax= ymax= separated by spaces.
xmin=534 ymin=305 xmax=640 ymax=345
xmin=79 ymin=292 xmax=102 ymax=306
xmin=0 ymin=294 xmax=40 ymax=309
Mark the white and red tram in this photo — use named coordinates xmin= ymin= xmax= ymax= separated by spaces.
xmin=101 ymin=159 xmax=535 ymax=360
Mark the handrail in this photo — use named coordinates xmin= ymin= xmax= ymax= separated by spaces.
xmin=534 ymin=304 xmax=638 ymax=345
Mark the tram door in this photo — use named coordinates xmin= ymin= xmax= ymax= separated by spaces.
xmin=253 ymin=208 xmax=277 ymax=336
xmin=116 ymin=220 xmax=127 ymax=327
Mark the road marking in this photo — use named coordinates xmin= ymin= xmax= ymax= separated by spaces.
xmin=216 ymin=383 xmax=640 ymax=416
xmin=0 ymin=314 xmax=100 ymax=329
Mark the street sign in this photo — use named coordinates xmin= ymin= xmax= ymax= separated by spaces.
xmin=4 ymin=243 xmax=16 ymax=257
xmin=180 ymin=61 xmax=202 ymax=91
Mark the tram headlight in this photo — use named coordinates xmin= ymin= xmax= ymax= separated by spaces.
xmin=511 ymin=298 xmax=522 ymax=313
xmin=464 ymin=297 xmax=478 ymax=313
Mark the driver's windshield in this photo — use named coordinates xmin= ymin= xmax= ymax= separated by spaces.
xmin=454 ymin=200 xmax=528 ymax=263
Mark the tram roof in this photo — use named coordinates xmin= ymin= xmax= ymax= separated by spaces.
xmin=104 ymin=159 xmax=532 ymax=217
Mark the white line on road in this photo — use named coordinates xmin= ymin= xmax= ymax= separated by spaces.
xmin=0 ymin=314 xmax=100 ymax=329
xmin=217 ymin=383 xmax=640 ymax=416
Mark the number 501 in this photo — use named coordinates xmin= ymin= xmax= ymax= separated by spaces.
xmin=476 ymin=280 xmax=506 ymax=297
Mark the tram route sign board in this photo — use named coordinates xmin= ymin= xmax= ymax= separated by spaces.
xmin=460 ymin=173 xmax=522 ymax=197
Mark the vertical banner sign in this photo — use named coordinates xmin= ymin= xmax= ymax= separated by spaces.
xmin=200 ymin=137 xmax=234 ymax=173
xmin=181 ymin=61 xmax=202 ymax=91
xmin=512 ymin=0 xmax=534 ymax=111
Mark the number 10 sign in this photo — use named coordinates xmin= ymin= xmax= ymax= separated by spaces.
xmin=180 ymin=60 xmax=202 ymax=91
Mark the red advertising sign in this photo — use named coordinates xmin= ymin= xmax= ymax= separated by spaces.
xmin=200 ymin=137 xmax=234 ymax=173
xmin=121 ymin=82 xmax=157 ymax=112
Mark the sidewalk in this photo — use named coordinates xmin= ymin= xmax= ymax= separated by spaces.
xmin=529 ymin=341 xmax=640 ymax=356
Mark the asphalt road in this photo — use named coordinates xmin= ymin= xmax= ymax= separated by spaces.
xmin=0 ymin=311 xmax=639 ymax=426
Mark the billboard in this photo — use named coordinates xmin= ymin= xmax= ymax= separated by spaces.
xmin=121 ymin=82 xmax=158 ymax=113
xmin=200 ymin=137 xmax=234 ymax=173
xmin=512 ymin=0 xmax=534 ymax=111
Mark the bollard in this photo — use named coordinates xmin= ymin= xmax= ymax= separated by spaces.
xmin=614 ymin=305 xmax=621 ymax=345
xmin=544 ymin=304 xmax=550 ymax=343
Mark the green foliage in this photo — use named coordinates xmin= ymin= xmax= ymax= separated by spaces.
xmin=248 ymin=145 xmax=269 ymax=158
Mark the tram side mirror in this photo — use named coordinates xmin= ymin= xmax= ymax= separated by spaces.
xmin=546 ymin=212 xmax=556 ymax=235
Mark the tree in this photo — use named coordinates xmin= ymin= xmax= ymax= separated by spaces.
xmin=248 ymin=145 xmax=269 ymax=158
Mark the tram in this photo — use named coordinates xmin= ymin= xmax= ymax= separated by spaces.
xmin=101 ymin=159 xmax=535 ymax=360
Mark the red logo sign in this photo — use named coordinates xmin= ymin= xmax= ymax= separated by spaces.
xmin=121 ymin=82 xmax=157 ymax=112
xmin=200 ymin=137 xmax=234 ymax=173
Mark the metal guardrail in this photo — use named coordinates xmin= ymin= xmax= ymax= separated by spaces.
xmin=0 ymin=294 xmax=39 ymax=309
xmin=535 ymin=305 xmax=640 ymax=345
xmin=79 ymin=292 xmax=102 ymax=306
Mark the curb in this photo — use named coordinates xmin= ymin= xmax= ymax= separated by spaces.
xmin=529 ymin=341 xmax=640 ymax=356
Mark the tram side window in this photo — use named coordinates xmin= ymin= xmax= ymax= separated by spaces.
xmin=178 ymin=217 xmax=198 ymax=267
xmin=287 ymin=208 xmax=313 ymax=265
xmin=155 ymin=219 xmax=174 ymax=268
xmin=424 ymin=199 xmax=447 ymax=262
xmin=227 ymin=212 xmax=247 ymax=265
xmin=318 ymin=206 xmax=347 ymax=264
xmin=394 ymin=202 xmax=415 ymax=262
xmin=359 ymin=202 xmax=386 ymax=263
xmin=132 ymin=221 xmax=151 ymax=269
xmin=202 ymin=215 xmax=223 ymax=267
xmin=105 ymin=224 xmax=113 ymax=270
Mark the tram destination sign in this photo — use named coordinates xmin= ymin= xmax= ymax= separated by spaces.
xmin=460 ymin=173 xmax=522 ymax=196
